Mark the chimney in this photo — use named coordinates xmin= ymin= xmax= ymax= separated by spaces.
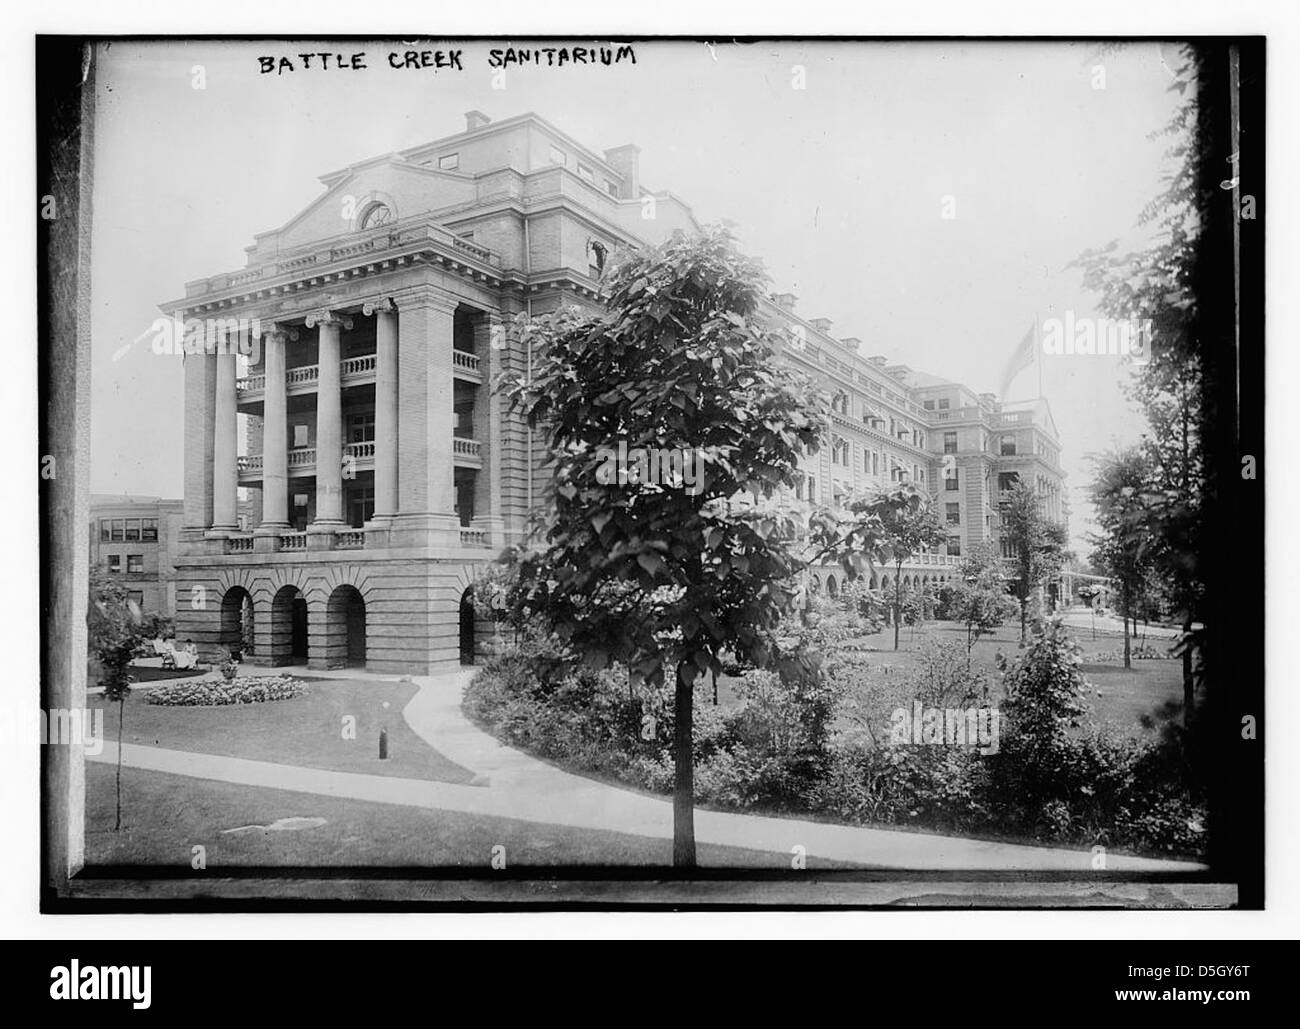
xmin=465 ymin=110 xmax=491 ymax=132
xmin=839 ymin=336 xmax=862 ymax=352
xmin=867 ymin=355 xmax=889 ymax=368
xmin=603 ymin=144 xmax=641 ymax=199
xmin=772 ymin=292 xmax=797 ymax=312
xmin=810 ymin=317 xmax=832 ymax=333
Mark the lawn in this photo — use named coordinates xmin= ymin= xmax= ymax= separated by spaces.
xmin=98 ymin=677 xmax=476 ymax=785
xmin=84 ymin=764 xmax=862 ymax=869
xmin=712 ymin=619 xmax=1183 ymax=737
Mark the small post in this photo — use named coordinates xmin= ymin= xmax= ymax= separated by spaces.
xmin=379 ymin=727 xmax=389 ymax=760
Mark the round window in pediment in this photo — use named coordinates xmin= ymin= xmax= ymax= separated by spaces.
xmin=360 ymin=202 xmax=393 ymax=230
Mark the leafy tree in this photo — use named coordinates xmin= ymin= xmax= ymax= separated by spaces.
xmin=502 ymin=226 xmax=916 ymax=866
xmin=999 ymin=479 xmax=1069 ymax=642
xmin=1088 ymin=447 xmax=1157 ymax=669
xmin=994 ymin=618 xmax=1089 ymax=812
xmin=874 ymin=499 xmax=945 ymax=651
xmin=87 ymin=569 xmax=151 ymax=831
xmin=1072 ymin=43 xmax=1207 ymax=720
xmin=950 ymin=544 xmax=1016 ymax=670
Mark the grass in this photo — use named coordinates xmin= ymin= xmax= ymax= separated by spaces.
xmin=712 ymin=619 xmax=1184 ymax=737
xmin=84 ymin=764 xmax=862 ymax=869
xmin=99 ymin=677 xmax=476 ymax=785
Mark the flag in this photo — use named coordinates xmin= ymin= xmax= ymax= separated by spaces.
xmin=999 ymin=322 xmax=1037 ymax=398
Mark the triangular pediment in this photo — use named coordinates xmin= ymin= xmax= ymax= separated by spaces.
xmin=248 ymin=156 xmax=477 ymax=259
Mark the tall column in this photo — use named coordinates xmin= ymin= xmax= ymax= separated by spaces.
xmin=181 ymin=333 xmax=216 ymax=536
xmin=307 ymin=309 xmax=351 ymax=529
xmin=470 ymin=312 xmax=505 ymax=546
xmin=364 ymin=298 xmax=399 ymax=521
xmin=209 ymin=343 xmax=239 ymax=532
xmin=255 ymin=323 xmax=293 ymax=532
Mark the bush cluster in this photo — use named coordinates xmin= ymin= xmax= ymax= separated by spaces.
xmin=462 ymin=616 xmax=1207 ymax=859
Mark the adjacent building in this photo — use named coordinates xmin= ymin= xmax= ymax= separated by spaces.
xmin=88 ymin=495 xmax=185 ymax=616
xmin=164 ymin=110 xmax=1067 ymax=673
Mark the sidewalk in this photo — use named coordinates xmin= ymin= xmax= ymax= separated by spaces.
xmin=89 ymin=666 xmax=1207 ymax=873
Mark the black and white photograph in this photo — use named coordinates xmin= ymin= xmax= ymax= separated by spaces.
xmin=25 ymin=14 xmax=1277 ymax=945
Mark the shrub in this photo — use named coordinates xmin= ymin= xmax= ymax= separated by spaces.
xmin=144 ymin=675 xmax=307 ymax=707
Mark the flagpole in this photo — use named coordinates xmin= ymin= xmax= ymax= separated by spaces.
xmin=1034 ymin=313 xmax=1043 ymax=399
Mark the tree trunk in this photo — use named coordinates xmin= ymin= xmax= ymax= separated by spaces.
xmin=1019 ymin=595 xmax=1028 ymax=643
xmin=673 ymin=659 xmax=696 ymax=868
xmin=1182 ymin=614 xmax=1195 ymax=725
xmin=114 ymin=696 xmax=124 ymax=832
xmin=711 ymin=668 xmax=718 ymax=707
xmin=1122 ymin=586 xmax=1132 ymax=669
xmin=893 ymin=564 xmax=902 ymax=651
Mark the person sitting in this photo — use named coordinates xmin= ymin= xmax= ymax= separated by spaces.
xmin=172 ymin=639 xmax=199 ymax=670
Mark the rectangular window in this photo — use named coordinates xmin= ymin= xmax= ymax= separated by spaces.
xmin=871 ymin=451 xmax=879 ymax=476
xmin=111 ymin=519 xmax=125 ymax=542
xmin=348 ymin=412 xmax=376 ymax=443
xmin=998 ymin=472 xmax=1020 ymax=493
xmin=1000 ymin=434 xmax=1017 ymax=456
xmin=127 ymin=590 xmax=144 ymax=607
xmin=107 ymin=555 xmax=120 ymax=573
xmin=99 ymin=520 xmax=111 ymax=542
xmin=438 ymin=152 xmax=460 ymax=171
xmin=947 ymin=537 xmax=962 ymax=557
xmin=938 ymin=398 xmax=950 ymax=410
xmin=549 ymin=144 xmax=566 ymax=166
xmin=606 ymin=180 xmax=619 ymax=197
xmin=294 ymin=424 xmax=309 ymax=448
xmin=945 ymin=469 xmax=959 ymax=491
xmin=125 ymin=518 xmax=141 ymax=541
xmin=577 ymin=163 xmax=595 ymax=184
xmin=943 ymin=431 xmax=958 ymax=455
xmin=141 ymin=518 xmax=158 ymax=542
xmin=923 ymin=399 xmax=935 ymax=410
xmin=946 ymin=503 xmax=961 ymax=526
xmin=127 ymin=554 xmax=144 ymax=573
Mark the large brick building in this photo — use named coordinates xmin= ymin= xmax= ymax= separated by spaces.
xmin=167 ymin=110 xmax=1067 ymax=673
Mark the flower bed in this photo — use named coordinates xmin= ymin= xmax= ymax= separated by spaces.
xmin=143 ymin=675 xmax=308 ymax=707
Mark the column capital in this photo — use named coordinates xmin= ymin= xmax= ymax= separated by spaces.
xmin=362 ymin=297 xmax=396 ymax=316
xmin=255 ymin=320 xmax=299 ymax=343
xmin=305 ymin=309 xmax=354 ymax=331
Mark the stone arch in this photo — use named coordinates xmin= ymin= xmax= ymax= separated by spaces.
xmin=460 ymin=585 xmax=477 ymax=665
xmin=825 ymin=573 xmax=839 ymax=598
xmin=324 ymin=584 xmax=367 ymax=669
xmin=219 ymin=584 xmax=254 ymax=661
xmin=269 ymin=584 xmax=308 ymax=666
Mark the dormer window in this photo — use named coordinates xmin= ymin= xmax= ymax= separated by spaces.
xmin=438 ymin=152 xmax=460 ymax=171
xmin=360 ymin=202 xmax=392 ymax=230
xmin=577 ymin=163 xmax=595 ymax=184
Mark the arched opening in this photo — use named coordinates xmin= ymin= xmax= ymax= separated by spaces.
xmin=325 ymin=585 xmax=367 ymax=669
xmin=270 ymin=585 xmax=308 ymax=667
xmin=459 ymin=587 xmax=476 ymax=666
xmin=826 ymin=574 xmax=839 ymax=598
xmin=219 ymin=586 xmax=254 ymax=662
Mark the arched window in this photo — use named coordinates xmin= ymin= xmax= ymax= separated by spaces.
xmin=360 ymin=202 xmax=393 ymax=230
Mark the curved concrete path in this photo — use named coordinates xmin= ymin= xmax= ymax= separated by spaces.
xmin=91 ymin=668 xmax=1206 ymax=872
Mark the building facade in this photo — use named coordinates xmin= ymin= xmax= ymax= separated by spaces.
xmin=167 ymin=110 xmax=1067 ymax=673
xmin=88 ymin=495 xmax=185 ymax=616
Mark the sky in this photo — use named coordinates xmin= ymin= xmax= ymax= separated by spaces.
xmin=89 ymin=39 xmax=1187 ymax=553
